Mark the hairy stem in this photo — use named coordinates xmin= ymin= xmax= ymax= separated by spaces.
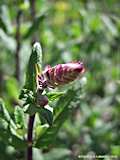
xmin=27 ymin=114 xmax=35 ymax=160
xmin=27 ymin=1 xmax=38 ymax=160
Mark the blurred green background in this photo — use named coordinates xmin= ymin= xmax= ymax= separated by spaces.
xmin=0 ymin=0 xmax=120 ymax=159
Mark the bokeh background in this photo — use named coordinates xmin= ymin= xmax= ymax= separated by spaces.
xmin=0 ymin=0 xmax=120 ymax=159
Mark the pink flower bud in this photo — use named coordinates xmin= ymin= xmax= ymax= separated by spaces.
xmin=38 ymin=61 xmax=85 ymax=88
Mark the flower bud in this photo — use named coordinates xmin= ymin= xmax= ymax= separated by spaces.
xmin=38 ymin=61 xmax=85 ymax=88
xmin=37 ymin=95 xmax=48 ymax=107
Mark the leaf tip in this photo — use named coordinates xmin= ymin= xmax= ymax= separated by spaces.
xmin=33 ymin=42 xmax=42 ymax=55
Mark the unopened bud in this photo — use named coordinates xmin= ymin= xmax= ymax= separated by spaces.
xmin=38 ymin=61 xmax=85 ymax=88
xmin=37 ymin=95 xmax=48 ymax=107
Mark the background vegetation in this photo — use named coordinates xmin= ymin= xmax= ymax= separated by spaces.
xmin=0 ymin=0 xmax=120 ymax=159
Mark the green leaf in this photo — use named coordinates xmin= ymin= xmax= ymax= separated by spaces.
xmin=0 ymin=98 xmax=11 ymax=122
xmin=24 ymin=104 xmax=37 ymax=115
xmin=21 ymin=42 xmax=42 ymax=94
xmin=0 ymin=98 xmax=16 ymax=130
xmin=0 ymin=119 xmax=10 ymax=144
xmin=19 ymin=89 xmax=34 ymax=106
xmin=25 ymin=104 xmax=53 ymax=126
xmin=14 ymin=106 xmax=25 ymax=129
xmin=0 ymin=99 xmax=26 ymax=149
xmin=0 ymin=123 xmax=26 ymax=149
xmin=39 ymin=105 xmax=53 ymax=126
xmin=10 ymin=134 xmax=27 ymax=149
xmin=35 ymin=89 xmax=77 ymax=148
xmin=46 ymin=91 xmax=65 ymax=101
